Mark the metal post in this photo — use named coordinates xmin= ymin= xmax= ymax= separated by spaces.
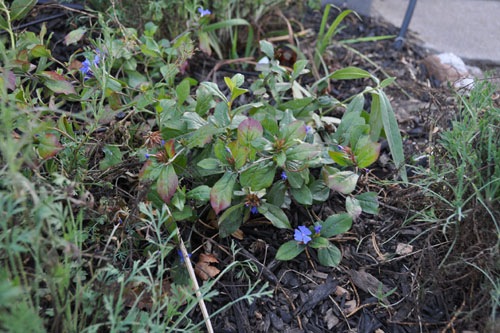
xmin=394 ymin=0 xmax=418 ymax=50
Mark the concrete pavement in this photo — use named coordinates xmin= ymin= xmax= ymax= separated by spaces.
xmin=324 ymin=0 xmax=500 ymax=64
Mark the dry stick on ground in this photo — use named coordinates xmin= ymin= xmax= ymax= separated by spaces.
xmin=177 ymin=230 xmax=214 ymax=333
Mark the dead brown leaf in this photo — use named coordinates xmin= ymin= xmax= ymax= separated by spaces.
xmin=195 ymin=253 xmax=220 ymax=280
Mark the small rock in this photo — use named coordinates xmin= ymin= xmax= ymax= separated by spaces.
xmin=422 ymin=53 xmax=481 ymax=91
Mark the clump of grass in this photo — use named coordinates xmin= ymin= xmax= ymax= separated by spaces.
xmin=408 ymin=78 xmax=499 ymax=330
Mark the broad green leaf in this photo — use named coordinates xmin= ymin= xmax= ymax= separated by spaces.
xmin=267 ymin=181 xmax=287 ymax=207
xmin=40 ymin=71 xmax=76 ymax=95
xmin=10 ymin=0 xmax=37 ymax=21
xmin=197 ymin=158 xmax=221 ymax=170
xmin=290 ymin=186 xmax=313 ymax=205
xmin=259 ymin=40 xmax=275 ymax=59
xmin=309 ymin=236 xmax=330 ymax=249
xmin=379 ymin=76 xmax=396 ymax=88
xmin=278 ymin=97 xmax=314 ymax=111
xmin=286 ymin=143 xmax=320 ymax=161
xmin=329 ymin=66 xmax=372 ymax=80
xmin=328 ymin=150 xmax=353 ymax=167
xmin=280 ymin=120 xmax=306 ymax=144
xmin=240 ymin=163 xmax=276 ymax=191
xmin=210 ymin=172 xmax=237 ymax=214
xmin=259 ymin=203 xmax=291 ymax=228
xmin=322 ymin=166 xmax=359 ymax=194
xmin=333 ymin=94 xmax=365 ymax=144
xmin=237 ymin=118 xmax=263 ymax=147
xmin=30 ymin=45 xmax=51 ymax=58
xmin=99 ymin=145 xmax=123 ymax=170
xmin=321 ymin=213 xmax=352 ymax=237
xmin=346 ymin=196 xmax=362 ymax=219
xmin=157 ymin=165 xmax=178 ymax=204
xmin=186 ymin=185 xmax=211 ymax=204
xmin=309 ymin=179 xmax=330 ymax=202
xmin=176 ymin=78 xmax=190 ymax=105
xmin=218 ymin=203 xmax=245 ymax=237
xmin=286 ymin=169 xmax=304 ymax=188
xmin=291 ymin=60 xmax=309 ymax=81
xmin=354 ymin=136 xmax=381 ymax=168
xmin=318 ymin=244 xmax=342 ymax=267
xmin=37 ymin=133 xmax=63 ymax=159
xmin=276 ymin=240 xmax=306 ymax=261
xmin=186 ymin=124 xmax=222 ymax=148
xmin=355 ymin=192 xmax=379 ymax=215
xmin=159 ymin=63 xmax=179 ymax=83
xmin=64 ymin=28 xmax=86 ymax=46
xmin=171 ymin=188 xmax=186 ymax=211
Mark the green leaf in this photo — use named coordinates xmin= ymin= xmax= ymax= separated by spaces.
xmin=379 ymin=76 xmax=396 ymax=88
xmin=176 ymin=78 xmax=190 ymax=105
xmin=308 ymin=236 xmax=330 ymax=249
xmin=203 ymin=18 xmax=249 ymax=32
xmin=276 ymin=240 xmax=306 ymax=261
xmin=259 ymin=40 xmax=275 ymax=59
xmin=321 ymin=213 xmax=352 ymax=237
xmin=237 ymin=118 xmax=263 ymax=147
xmin=30 ymin=45 xmax=51 ymax=58
xmin=40 ymin=71 xmax=76 ymax=95
xmin=267 ymin=181 xmax=287 ymax=207
xmin=210 ymin=172 xmax=237 ymax=214
xmin=355 ymin=192 xmax=379 ymax=215
xmin=328 ymin=150 xmax=353 ymax=167
xmin=286 ymin=143 xmax=320 ymax=161
xmin=346 ymin=197 xmax=362 ymax=219
xmin=353 ymin=135 xmax=381 ymax=168
xmin=309 ymin=179 xmax=330 ymax=202
xmin=186 ymin=124 xmax=222 ymax=148
xmin=317 ymin=244 xmax=342 ymax=267
xmin=373 ymin=90 xmax=407 ymax=182
xmin=99 ymin=145 xmax=123 ymax=170
xmin=290 ymin=186 xmax=313 ymax=205
xmin=291 ymin=60 xmax=309 ymax=81
xmin=329 ymin=66 xmax=372 ymax=80
xmin=157 ymin=165 xmax=178 ymax=204
xmin=197 ymin=158 xmax=221 ymax=170
xmin=64 ymin=28 xmax=86 ymax=46
xmin=10 ymin=0 xmax=37 ymax=21
xmin=218 ymin=203 xmax=245 ymax=237
xmin=186 ymin=185 xmax=211 ymax=204
xmin=322 ymin=166 xmax=359 ymax=194
xmin=37 ymin=133 xmax=63 ymax=159
xmin=200 ymin=82 xmax=228 ymax=103
xmin=280 ymin=120 xmax=306 ymax=144
xmin=240 ymin=163 xmax=276 ymax=191
xmin=259 ymin=203 xmax=291 ymax=229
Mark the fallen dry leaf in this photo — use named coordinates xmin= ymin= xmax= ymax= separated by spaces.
xmin=195 ymin=253 xmax=220 ymax=280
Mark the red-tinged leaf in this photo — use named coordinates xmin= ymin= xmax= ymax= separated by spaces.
xmin=210 ymin=172 xmax=236 ymax=214
xmin=164 ymin=139 xmax=176 ymax=159
xmin=30 ymin=45 xmax=51 ymax=58
xmin=64 ymin=27 xmax=86 ymax=46
xmin=237 ymin=118 xmax=263 ymax=146
xmin=157 ymin=165 xmax=178 ymax=204
xmin=138 ymin=159 xmax=153 ymax=179
xmin=37 ymin=133 xmax=63 ymax=159
xmin=40 ymin=71 xmax=76 ymax=95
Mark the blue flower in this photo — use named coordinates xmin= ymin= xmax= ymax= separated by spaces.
xmin=250 ymin=206 xmax=259 ymax=215
xmin=294 ymin=225 xmax=312 ymax=244
xmin=177 ymin=249 xmax=192 ymax=263
xmin=305 ymin=125 xmax=313 ymax=135
xmin=281 ymin=171 xmax=287 ymax=181
xmin=198 ymin=7 xmax=211 ymax=17
xmin=145 ymin=153 xmax=150 ymax=159
xmin=314 ymin=225 xmax=322 ymax=234
xmin=80 ymin=50 xmax=100 ymax=80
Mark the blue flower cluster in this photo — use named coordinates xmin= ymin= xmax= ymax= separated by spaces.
xmin=294 ymin=225 xmax=322 ymax=244
xmin=80 ymin=50 xmax=100 ymax=80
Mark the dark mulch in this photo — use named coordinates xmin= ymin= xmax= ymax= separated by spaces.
xmin=16 ymin=2 xmax=499 ymax=333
